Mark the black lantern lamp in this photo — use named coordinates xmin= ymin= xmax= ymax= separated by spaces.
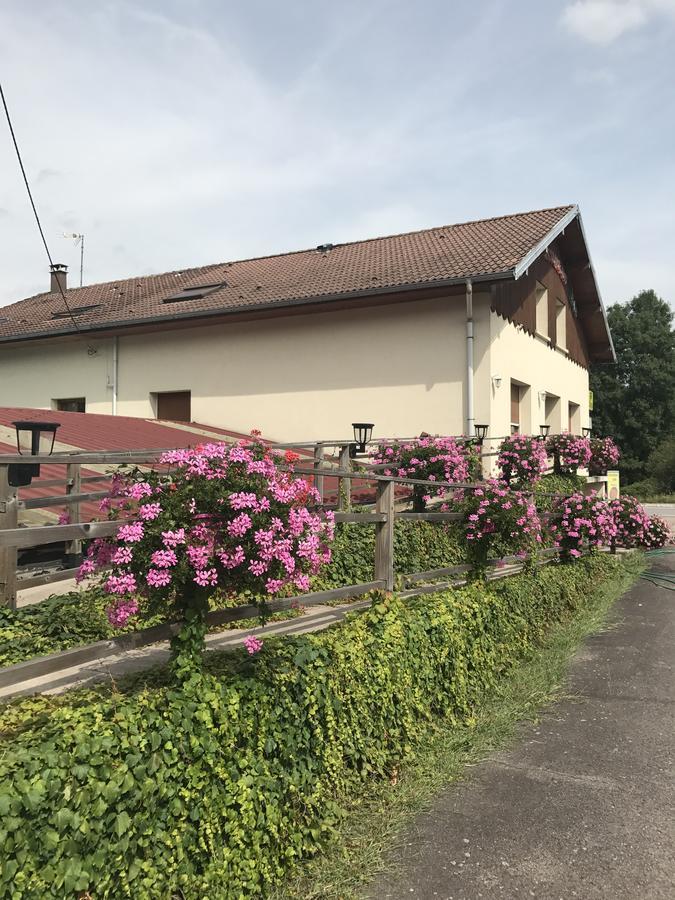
xmin=8 ymin=420 xmax=60 ymax=487
xmin=539 ymin=424 xmax=551 ymax=438
xmin=582 ymin=426 xmax=592 ymax=437
xmin=350 ymin=422 xmax=374 ymax=458
xmin=474 ymin=424 xmax=488 ymax=447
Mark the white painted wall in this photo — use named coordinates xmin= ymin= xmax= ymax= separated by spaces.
xmin=0 ymin=293 xmax=589 ymax=444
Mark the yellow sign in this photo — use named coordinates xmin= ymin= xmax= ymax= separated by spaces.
xmin=589 ymin=390 xmax=594 ymax=411
xmin=606 ymin=470 xmax=620 ymax=499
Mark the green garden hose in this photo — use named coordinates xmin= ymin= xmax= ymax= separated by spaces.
xmin=640 ymin=548 xmax=675 ymax=590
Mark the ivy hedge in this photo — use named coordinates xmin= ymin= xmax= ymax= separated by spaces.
xmin=0 ymin=553 xmax=627 ymax=899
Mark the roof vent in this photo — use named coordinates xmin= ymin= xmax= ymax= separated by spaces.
xmin=316 ymin=243 xmax=335 ymax=253
xmin=163 ymin=282 xmax=225 ymax=304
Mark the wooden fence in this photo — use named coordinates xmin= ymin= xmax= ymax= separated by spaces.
xmin=0 ymin=437 xmax=608 ymax=611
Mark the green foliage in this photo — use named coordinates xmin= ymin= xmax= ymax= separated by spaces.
xmin=590 ymin=290 xmax=675 ymax=483
xmin=0 ymin=589 xmax=119 ymax=668
xmin=646 ymin=434 xmax=675 ymax=492
xmin=533 ymin=473 xmax=585 ymax=511
xmin=0 ymin=555 xmax=624 ymax=899
xmin=312 ymin=519 xmax=464 ymax=589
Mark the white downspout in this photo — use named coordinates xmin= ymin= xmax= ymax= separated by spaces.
xmin=465 ymin=279 xmax=474 ymax=436
xmin=112 ymin=336 xmax=118 ymax=415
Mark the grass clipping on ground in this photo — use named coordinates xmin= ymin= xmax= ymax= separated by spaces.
xmin=273 ymin=552 xmax=644 ymax=900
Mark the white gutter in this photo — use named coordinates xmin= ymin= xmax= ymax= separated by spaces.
xmin=111 ymin=336 xmax=118 ymax=415
xmin=465 ymin=279 xmax=474 ymax=436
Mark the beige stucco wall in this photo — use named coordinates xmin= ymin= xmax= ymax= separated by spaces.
xmin=0 ymin=293 xmax=589 ymax=444
xmin=0 ymin=338 xmax=114 ymax=412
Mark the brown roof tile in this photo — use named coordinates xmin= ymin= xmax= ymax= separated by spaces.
xmin=0 ymin=205 xmax=576 ymax=341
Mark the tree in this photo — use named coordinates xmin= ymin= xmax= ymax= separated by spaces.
xmin=590 ymin=290 xmax=674 ymax=484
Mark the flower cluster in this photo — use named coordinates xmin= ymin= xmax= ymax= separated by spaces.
xmin=462 ymin=480 xmax=542 ymax=571
xmin=588 ymin=437 xmax=620 ymax=475
xmin=497 ymin=434 xmax=549 ymax=485
xmin=370 ymin=435 xmax=479 ymax=510
xmin=546 ymin=433 xmax=592 ymax=474
xmin=548 ymin=492 xmax=616 ymax=559
xmin=609 ymin=495 xmax=651 ymax=548
xmin=244 ymin=635 xmax=263 ymax=655
xmin=80 ymin=437 xmax=335 ymax=633
xmin=643 ymin=516 xmax=671 ymax=549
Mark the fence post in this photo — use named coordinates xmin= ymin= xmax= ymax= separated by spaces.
xmin=374 ymin=479 xmax=395 ymax=592
xmin=64 ymin=462 xmax=82 ymax=565
xmin=0 ymin=465 xmax=18 ymax=610
xmin=313 ymin=444 xmax=325 ymax=504
xmin=338 ymin=444 xmax=352 ymax=511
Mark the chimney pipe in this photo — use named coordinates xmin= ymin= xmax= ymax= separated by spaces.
xmin=50 ymin=263 xmax=68 ymax=294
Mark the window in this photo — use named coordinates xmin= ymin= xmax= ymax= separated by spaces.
xmin=568 ymin=401 xmax=580 ymax=434
xmin=535 ymin=283 xmax=549 ymax=339
xmin=155 ymin=391 xmax=191 ymax=422
xmin=544 ymin=393 xmax=560 ymax=432
xmin=510 ymin=382 xmax=521 ymax=434
xmin=163 ymin=283 xmax=225 ymax=304
xmin=51 ymin=304 xmax=101 ymax=319
xmin=556 ymin=299 xmax=567 ymax=350
xmin=53 ymin=397 xmax=85 ymax=413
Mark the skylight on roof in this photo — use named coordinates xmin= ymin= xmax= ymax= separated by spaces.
xmin=51 ymin=304 xmax=102 ymax=319
xmin=163 ymin=282 xmax=226 ymax=304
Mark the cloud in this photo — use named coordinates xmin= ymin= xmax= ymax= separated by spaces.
xmin=561 ymin=0 xmax=675 ymax=45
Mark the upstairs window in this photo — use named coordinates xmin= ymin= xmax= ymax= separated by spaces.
xmin=510 ymin=382 xmax=521 ymax=434
xmin=556 ymin=299 xmax=567 ymax=350
xmin=535 ymin=283 xmax=549 ymax=339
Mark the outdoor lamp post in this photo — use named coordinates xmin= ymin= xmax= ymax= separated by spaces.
xmin=539 ymin=424 xmax=551 ymax=438
xmin=350 ymin=422 xmax=374 ymax=458
xmin=582 ymin=426 xmax=592 ymax=437
xmin=474 ymin=424 xmax=488 ymax=447
xmin=8 ymin=420 xmax=60 ymax=487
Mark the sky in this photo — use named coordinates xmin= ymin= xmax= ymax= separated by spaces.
xmin=1 ymin=0 xmax=674 ymax=309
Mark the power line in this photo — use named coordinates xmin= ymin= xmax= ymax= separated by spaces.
xmin=0 ymin=81 xmax=81 ymax=333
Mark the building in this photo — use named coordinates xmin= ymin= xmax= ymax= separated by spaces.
xmin=0 ymin=205 xmax=614 ymax=446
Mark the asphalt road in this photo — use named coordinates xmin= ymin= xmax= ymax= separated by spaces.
xmin=365 ymin=553 xmax=675 ymax=900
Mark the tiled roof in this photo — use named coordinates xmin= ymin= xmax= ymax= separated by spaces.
xmin=0 ymin=205 xmax=576 ymax=341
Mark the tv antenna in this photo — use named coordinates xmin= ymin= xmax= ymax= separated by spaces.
xmin=63 ymin=232 xmax=84 ymax=286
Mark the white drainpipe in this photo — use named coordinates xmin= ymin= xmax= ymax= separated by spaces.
xmin=465 ymin=279 xmax=474 ymax=436
xmin=111 ymin=336 xmax=118 ymax=415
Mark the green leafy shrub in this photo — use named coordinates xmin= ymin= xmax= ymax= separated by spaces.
xmin=533 ymin=473 xmax=585 ymax=511
xmin=0 ymin=555 xmax=624 ymax=899
xmin=312 ymin=519 xmax=464 ymax=590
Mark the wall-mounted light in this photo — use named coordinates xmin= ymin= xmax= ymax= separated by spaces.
xmin=582 ymin=426 xmax=592 ymax=437
xmin=8 ymin=420 xmax=60 ymax=487
xmin=350 ymin=422 xmax=374 ymax=458
xmin=491 ymin=375 xmax=502 ymax=389
xmin=539 ymin=424 xmax=550 ymax=438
